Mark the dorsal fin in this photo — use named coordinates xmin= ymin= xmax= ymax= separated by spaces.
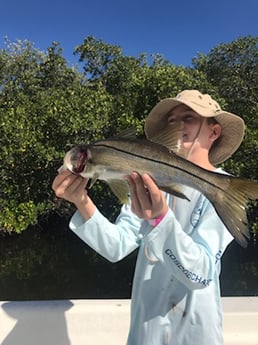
xmin=150 ymin=121 xmax=187 ymax=158
xmin=116 ymin=127 xmax=137 ymax=139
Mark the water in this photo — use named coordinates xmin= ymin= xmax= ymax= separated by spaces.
xmin=0 ymin=214 xmax=257 ymax=300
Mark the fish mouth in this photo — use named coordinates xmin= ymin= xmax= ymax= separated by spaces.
xmin=74 ymin=147 xmax=88 ymax=174
xmin=73 ymin=152 xmax=87 ymax=174
xmin=63 ymin=145 xmax=88 ymax=174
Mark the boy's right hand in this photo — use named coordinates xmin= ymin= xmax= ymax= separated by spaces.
xmin=52 ymin=170 xmax=88 ymax=205
xmin=52 ymin=170 xmax=96 ymax=221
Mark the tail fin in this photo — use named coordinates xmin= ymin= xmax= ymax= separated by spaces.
xmin=212 ymin=177 xmax=258 ymax=248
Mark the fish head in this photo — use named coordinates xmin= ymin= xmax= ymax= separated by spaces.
xmin=63 ymin=144 xmax=93 ymax=177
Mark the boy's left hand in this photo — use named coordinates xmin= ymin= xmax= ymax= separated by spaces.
xmin=128 ymin=172 xmax=168 ymax=221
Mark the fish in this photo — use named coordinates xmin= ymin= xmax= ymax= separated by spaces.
xmin=61 ymin=130 xmax=258 ymax=248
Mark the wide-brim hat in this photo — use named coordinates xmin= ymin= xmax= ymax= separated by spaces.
xmin=144 ymin=90 xmax=245 ymax=165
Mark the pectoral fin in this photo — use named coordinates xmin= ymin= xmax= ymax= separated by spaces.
xmin=108 ymin=179 xmax=130 ymax=204
xmin=89 ymin=173 xmax=99 ymax=188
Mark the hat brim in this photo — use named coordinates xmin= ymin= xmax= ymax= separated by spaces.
xmin=144 ymin=98 xmax=245 ymax=165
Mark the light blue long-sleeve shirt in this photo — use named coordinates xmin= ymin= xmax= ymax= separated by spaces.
xmin=70 ymin=175 xmax=233 ymax=345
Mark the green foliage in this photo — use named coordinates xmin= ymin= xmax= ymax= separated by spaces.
xmin=1 ymin=200 xmax=44 ymax=233
xmin=74 ymin=35 xmax=122 ymax=79
xmin=0 ymin=35 xmax=257 ymax=237
xmin=0 ymin=38 xmax=113 ymax=233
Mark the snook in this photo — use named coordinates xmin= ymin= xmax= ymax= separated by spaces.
xmin=62 ymin=137 xmax=258 ymax=248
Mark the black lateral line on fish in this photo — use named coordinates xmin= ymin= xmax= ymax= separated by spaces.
xmin=93 ymin=143 xmax=226 ymax=193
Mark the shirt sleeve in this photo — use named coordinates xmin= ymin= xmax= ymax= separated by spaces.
xmin=69 ymin=203 xmax=143 ymax=262
xmin=142 ymin=199 xmax=233 ymax=290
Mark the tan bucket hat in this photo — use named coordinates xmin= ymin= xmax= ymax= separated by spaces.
xmin=144 ymin=90 xmax=245 ymax=165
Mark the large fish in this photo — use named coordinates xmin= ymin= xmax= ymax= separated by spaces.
xmin=61 ymin=131 xmax=258 ymax=248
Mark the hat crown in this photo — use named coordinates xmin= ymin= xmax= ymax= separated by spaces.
xmin=144 ymin=90 xmax=245 ymax=165
xmin=176 ymin=90 xmax=221 ymax=116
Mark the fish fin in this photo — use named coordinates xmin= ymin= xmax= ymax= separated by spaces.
xmin=150 ymin=122 xmax=187 ymax=158
xmin=212 ymin=177 xmax=258 ymax=248
xmin=89 ymin=173 xmax=99 ymax=188
xmin=116 ymin=127 xmax=137 ymax=139
xmin=58 ymin=165 xmax=67 ymax=173
xmin=159 ymin=184 xmax=190 ymax=201
xmin=108 ymin=179 xmax=130 ymax=204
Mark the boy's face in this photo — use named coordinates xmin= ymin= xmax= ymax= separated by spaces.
xmin=167 ymin=104 xmax=220 ymax=154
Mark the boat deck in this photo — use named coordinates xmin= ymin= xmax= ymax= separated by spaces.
xmin=1 ymin=297 xmax=257 ymax=344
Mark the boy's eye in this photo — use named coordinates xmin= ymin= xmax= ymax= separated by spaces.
xmin=168 ymin=117 xmax=176 ymax=124
xmin=183 ymin=115 xmax=199 ymax=124
xmin=184 ymin=116 xmax=193 ymax=122
xmin=168 ymin=112 xmax=201 ymax=125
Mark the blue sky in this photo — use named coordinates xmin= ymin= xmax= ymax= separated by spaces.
xmin=0 ymin=0 xmax=257 ymax=67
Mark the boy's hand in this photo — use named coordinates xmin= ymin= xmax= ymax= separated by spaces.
xmin=52 ymin=170 xmax=88 ymax=205
xmin=52 ymin=170 xmax=96 ymax=221
xmin=128 ymin=172 xmax=168 ymax=221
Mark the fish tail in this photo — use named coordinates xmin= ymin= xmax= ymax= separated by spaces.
xmin=212 ymin=177 xmax=258 ymax=248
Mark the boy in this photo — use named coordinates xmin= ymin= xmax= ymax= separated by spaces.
xmin=52 ymin=90 xmax=245 ymax=344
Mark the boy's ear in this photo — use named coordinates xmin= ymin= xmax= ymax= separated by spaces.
xmin=210 ymin=123 xmax=222 ymax=142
